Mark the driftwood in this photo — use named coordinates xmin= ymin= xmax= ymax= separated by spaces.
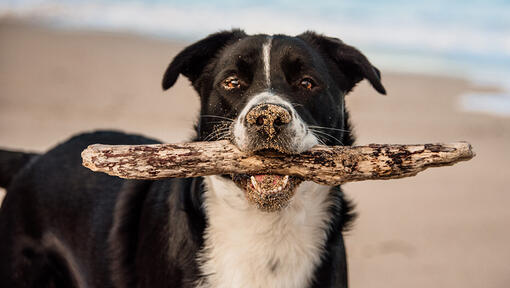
xmin=81 ymin=140 xmax=474 ymax=186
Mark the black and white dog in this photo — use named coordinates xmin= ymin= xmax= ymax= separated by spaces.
xmin=0 ymin=30 xmax=385 ymax=287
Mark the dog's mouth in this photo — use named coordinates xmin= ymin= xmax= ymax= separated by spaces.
xmin=228 ymin=136 xmax=304 ymax=211
xmin=231 ymin=173 xmax=302 ymax=212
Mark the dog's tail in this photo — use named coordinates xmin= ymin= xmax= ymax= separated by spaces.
xmin=0 ymin=149 xmax=39 ymax=188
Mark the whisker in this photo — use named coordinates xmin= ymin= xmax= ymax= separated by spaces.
xmin=311 ymin=130 xmax=327 ymax=146
xmin=310 ymin=130 xmax=326 ymax=146
xmin=202 ymin=120 xmax=233 ymax=125
xmin=203 ymin=129 xmax=221 ymax=141
xmin=216 ymin=132 xmax=232 ymax=141
xmin=203 ymin=126 xmax=232 ymax=142
xmin=312 ymin=132 xmax=338 ymax=145
xmin=289 ymin=102 xmax=304 ymax=108
xmin=200 ymin=115 xmax=234 ymax=122
xmin=204 ymin=133 xmax=222 ymax=142
xmin=309 ymin=129 xmax=344 ymax=145
xmin=308 ymin=125 xmax=350 ymax=133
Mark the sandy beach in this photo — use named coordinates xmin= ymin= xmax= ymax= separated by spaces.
xmin=1 ymin=19 xmax=509 ymax=287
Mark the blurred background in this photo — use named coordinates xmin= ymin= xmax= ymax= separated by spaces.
xmin=0 ymin=0 xmax=509 ymax=287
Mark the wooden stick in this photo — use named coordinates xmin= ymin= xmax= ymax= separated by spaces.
xmin=81 ymin=140 xmax=474 ymax=186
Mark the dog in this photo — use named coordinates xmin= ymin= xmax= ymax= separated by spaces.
xmin=0 ymin=30 xmax=385 ymax=287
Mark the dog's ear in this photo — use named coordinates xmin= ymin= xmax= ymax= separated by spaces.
xmin=298 ymin=31 xmax=386 ymax=95
xmin=162 ymin=29 xmax=247 ymax=90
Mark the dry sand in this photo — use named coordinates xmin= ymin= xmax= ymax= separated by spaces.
xmin=1 ymin=19 xmax=509 ymax=287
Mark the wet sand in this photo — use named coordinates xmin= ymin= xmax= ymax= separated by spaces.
xmin=1 ymin=19 xmax=509 ymax=287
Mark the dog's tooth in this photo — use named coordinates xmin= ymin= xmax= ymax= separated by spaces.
xmin=250 ymin=176 xmax=258 ymax=190
xmin=282 ymin=175 xmax=289 ymax=186
xmin=278 ymin=186 xmax=282 ymax=191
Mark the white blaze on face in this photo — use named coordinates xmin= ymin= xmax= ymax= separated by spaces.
xmin=262 ymin=36 xmax=272 ymax=87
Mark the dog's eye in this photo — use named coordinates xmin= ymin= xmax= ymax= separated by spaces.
xmin=299 ymin=78 xmax=315 ymax=90
xmin=222 ymin=76 xmax=242 ymax=90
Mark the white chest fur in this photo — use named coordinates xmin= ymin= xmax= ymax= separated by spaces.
xmin=196 ymin=176 xmax=334 ymax=288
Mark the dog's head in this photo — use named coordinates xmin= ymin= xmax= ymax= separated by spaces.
xmin=162 ymin=30 xmax=385 ymax=212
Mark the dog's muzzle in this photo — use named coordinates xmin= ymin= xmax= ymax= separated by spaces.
xmin=231 ymin=102 xmax=309 ymax=212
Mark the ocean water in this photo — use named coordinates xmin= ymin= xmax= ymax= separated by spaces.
xmin=1 ymin=0 xmax=510 ymax=115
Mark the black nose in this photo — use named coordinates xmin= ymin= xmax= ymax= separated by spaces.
xmin=245 ymin=104 xmax=291 ymax=138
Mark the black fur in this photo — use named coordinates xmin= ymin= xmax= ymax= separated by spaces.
xmin=298 ymin=32 xmax=386 ymax=95
xmin=0 ymin=150 xmax=38 ymax=188
xmin=0 ymin=131 xmax=208 ymax=287
xmin=162 ymin=29 xmax=247 ymax=90
xmin=0 ymin=30 xmax=384 ymax=287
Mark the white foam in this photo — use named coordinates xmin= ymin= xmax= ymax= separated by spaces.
xmin=459 ymin=92 xmax=510 ymax=117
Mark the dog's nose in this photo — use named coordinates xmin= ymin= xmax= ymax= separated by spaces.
xmin=245 ymin=104 xmax=291 ymax=138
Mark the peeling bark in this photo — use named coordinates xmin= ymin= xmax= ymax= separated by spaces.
xmin=81 ymin=140 xmax=475 ymax=186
